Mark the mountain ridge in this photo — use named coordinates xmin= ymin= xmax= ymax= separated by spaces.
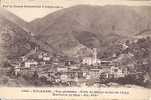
xmin=29 ymin=5 xmax=151 ymax=36
xmin=0 ymin=7 xmax=30 ymax=31
xmin=28 ymin=5 xmax=151 ymax=56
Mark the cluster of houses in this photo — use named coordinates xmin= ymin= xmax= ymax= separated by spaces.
xmin=7 ymin=47 xmax=129 ymax=86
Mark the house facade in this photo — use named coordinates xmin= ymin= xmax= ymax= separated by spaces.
xmin=24 ymin=59 xmax=38 ymax=68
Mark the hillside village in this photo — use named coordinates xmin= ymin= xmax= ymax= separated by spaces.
xmin=2 ymin=37 xmax=150 ymax=87
xmin=0 ymin=5 xmax=151 ymax=87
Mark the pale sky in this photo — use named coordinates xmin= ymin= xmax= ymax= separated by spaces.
xmin=1 ymin=0 xmax=151 ymax=22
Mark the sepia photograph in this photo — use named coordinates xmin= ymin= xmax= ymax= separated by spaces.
xmin=0 ymin=0 xmax=151 ymax=90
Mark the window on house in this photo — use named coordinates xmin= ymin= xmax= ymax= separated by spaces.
xmin=114 ymin=69 xmax=118 ymax=72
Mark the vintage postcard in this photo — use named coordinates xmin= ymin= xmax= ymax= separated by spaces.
xmin=0 ymin=0 xmax=150 ymax=100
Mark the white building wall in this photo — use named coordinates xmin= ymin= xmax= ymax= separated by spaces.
xmin=82 ymin=58 xmax=101 ymax=65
